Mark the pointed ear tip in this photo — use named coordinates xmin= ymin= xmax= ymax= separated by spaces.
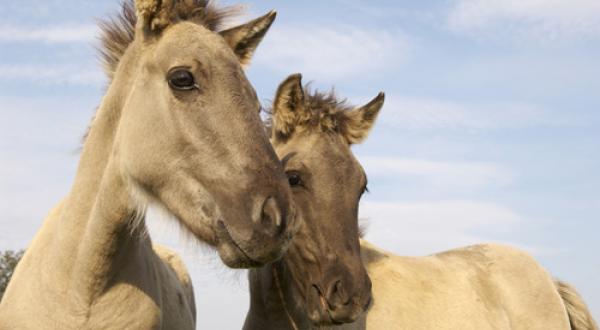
xmin=257 ymin=10 xmax=277 ymax=23
xmin=255 ymin=10 xmax=276 ymax=29
xmin=285 ymin=73 xmax=303 ymax=85
xmin=371 ymin=92 xmax=385 ymax=108
xmin=360 ymin=92 xmax=385 ymax=113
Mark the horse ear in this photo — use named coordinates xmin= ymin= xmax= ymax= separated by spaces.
xmin=135 ymin=0 xmax=173 ymax=32
xmin=272 ymin=73 xmax=306 ymax=139
xmin=343 ymin=92 xmax=385 ymax=144
xmin=220 ymin=11 xmax=277 ymax=66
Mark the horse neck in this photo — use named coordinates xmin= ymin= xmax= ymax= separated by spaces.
xmin=54 ymin=73 xmax=150 ymax=306
xmin=246 ymin=260 xmax=313 ymax=330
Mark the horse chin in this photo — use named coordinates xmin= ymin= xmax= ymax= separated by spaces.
xmin=307 ymin=310 xmax=339 ymax=327
xmin=216 ymin=232 xmax=264 ymax=269
xmin=307 ymin=309 xmax=353 ymax=327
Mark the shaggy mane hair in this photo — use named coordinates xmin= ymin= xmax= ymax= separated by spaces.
xmin=98 ymin=0 xmax=239 ymax=80
xmin=265 ymin=86 xmax=360 ymax=140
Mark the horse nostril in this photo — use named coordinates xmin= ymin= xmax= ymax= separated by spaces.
xmin=258 ymin=196 xmax=285 ymax=235
xmin=364 ymin=294 xmax=372 ymax=310
xmin=331 ymin=280 xmax=341 ymax=296
xmin=326 ymin=279 xmax=349 ymax=309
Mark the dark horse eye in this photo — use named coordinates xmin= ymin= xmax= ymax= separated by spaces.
xmin=167 ymin=69 xmax=197 ymax=91
xmin=287 ymin=172 xmax=302 ymax=187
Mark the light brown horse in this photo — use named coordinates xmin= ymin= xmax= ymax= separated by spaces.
xmin=358 ymin=241 xmax=597 ymax=330
xmin=0 ymin=1 xmax=297 ymax=329
xmin=244 ymin=74 xmax=598 ymax=330
xmin=244 ymin=74 xmax=384 ymax=329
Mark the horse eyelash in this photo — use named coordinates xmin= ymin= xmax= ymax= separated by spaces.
xmin=362 ymin=185 xmax=369 ymax=194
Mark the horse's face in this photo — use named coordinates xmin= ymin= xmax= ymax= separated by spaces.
xmin=276 ymin=133 xmax=371 ymax=325
xmin=113 ymin=1 xmax=297 ymax=268
xmin=270 ymin=74 xmax=385 ymax=325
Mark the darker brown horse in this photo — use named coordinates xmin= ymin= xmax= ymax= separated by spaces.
xmin=244 ymin=74 xmax=385 ymax=329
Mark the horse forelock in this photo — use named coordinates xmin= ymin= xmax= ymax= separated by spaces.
xmin=265 ymin=85 xmax=361 ymax=140
xmin=98 ymin=0 xmax=241 ymax=82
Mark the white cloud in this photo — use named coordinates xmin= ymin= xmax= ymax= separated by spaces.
xmin=377 ymin=95 xmax=579 ymax=131
xmin=0 ymin=24 xmax=97 ymax=43
xmin=359 ymin=200 xmax=552 ymax=256
xmin=360 ymin=157 xmax=514 ymax=190
xmin=331 ymin=0 xmax=390 ymax=17
xmin=0 ymin=64 xmax=104 ymax=86
xmin=446 ymin=0 xmax=600 ymax=41
xmin=0 ymin=95 xmax=93 ymax=251
xmin=254 ymin=25 xmax=411 ymax=80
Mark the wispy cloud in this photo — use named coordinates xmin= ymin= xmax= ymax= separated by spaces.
xmin=359 ymin=200 xmax=552 ymax=256
xmin=0 ymin=24 xmax=97 ymax=44
xmin=446 ymin=0 xmax=600 ymax=41
xmin=360 ymin=157 xmax=514 ymax=190
xmin=0 ymin=64 xmax=104 ymax=86
xmin=331 ymin=0 xmax=391 ymax=17
xmin=376 ymin=95 xmax=581 ymax=131
xmin=255 ymin=25 xmax=411 ymax=80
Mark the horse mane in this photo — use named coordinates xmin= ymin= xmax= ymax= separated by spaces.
xmin=98 ymin=0 xmax=240 ymax=81
xmin=265 ymin=85 xmax=359 ymax=140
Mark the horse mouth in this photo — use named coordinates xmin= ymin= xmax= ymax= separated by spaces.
xmin=216 ymin=221 xmax=263 ymax=268
xmin=309 ymin=308 xmax=360 ymax=326
xmin=225 ymin=236 xmax=263 ymax=268
xmin=307 ymin=285 xmax=367 ymax=326
xmin=308 ymin=310 xmax=343 ymax=326
xmin=307 ymin=286 xmax=340 ymax=326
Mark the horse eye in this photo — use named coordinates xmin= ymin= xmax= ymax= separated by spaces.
xmin=167 ymin=69 xmax=197 ymax=91
xmin=361 ymin=185 xmax=369 ymax=196
xmin=287 ymin=172 xmax=302 ymax=187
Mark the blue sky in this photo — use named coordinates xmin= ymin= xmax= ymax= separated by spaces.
xmin=1 ymin=0 xmax=599 ymax=327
